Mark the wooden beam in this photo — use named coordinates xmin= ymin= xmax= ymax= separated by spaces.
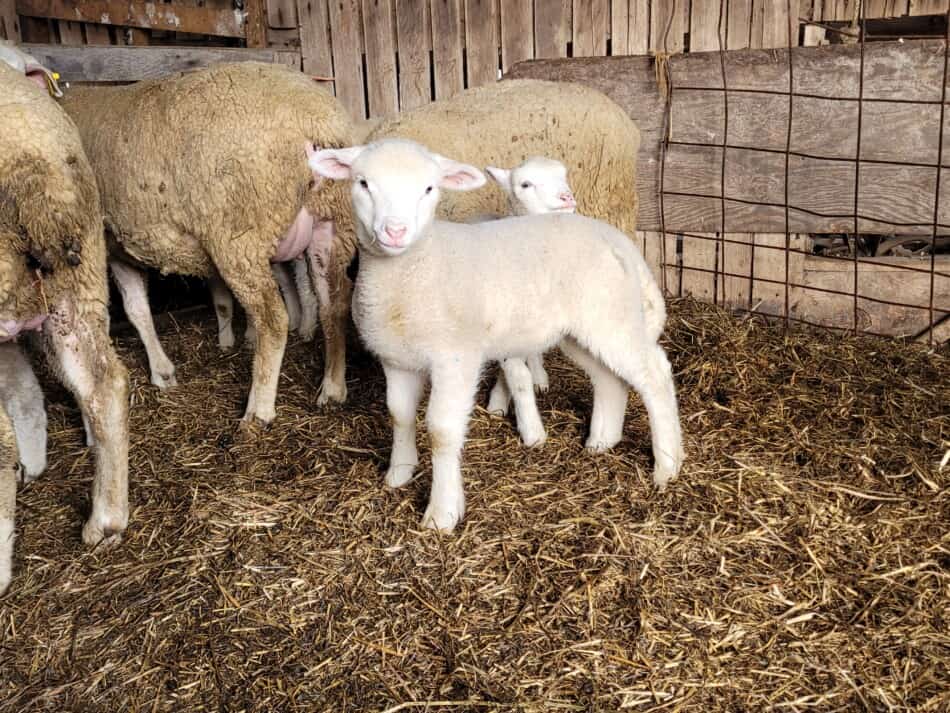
xmin=507 ymin=39 xmax=950 ymax=235
xmin=15 ymin=0 xmax=245 ymax=37
xmin=244 ymin=0 xmax=267 ymax=47
xmin=0 ymin=0 xmax=19 ymax=40
xmin=20 ymin=44 xmax=301 ymax=82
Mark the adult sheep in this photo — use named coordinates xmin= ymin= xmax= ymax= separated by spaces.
xmin=60 ymin=62 xmax=356 ymax=426
xmin=1 ymin=62 xmax=131 ymax=593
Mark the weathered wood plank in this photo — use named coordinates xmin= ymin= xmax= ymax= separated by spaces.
xmin=396 ymin=0 xmax=432 ymax=110
xmin=464 ymin=0 xmax=498 ymax=87
xmin=296 ymin=0 xmax=333 ymax=77
xmin=84 ymin=23 xmax=111 ymax=45
xmin=268 ymin=0 xmax=299 ymax=29
xmin=431 ymin=0 xmax=464 ymax=99
xmin=727 ymin=0 xmax=752 ymax=49
xmin=20 ymin=44 xmax=301 ymax=82
xmin=534 ymin=0 xmax=570 ymax=58
xmin=651 ymin=0 xmax=686 ymax=54
xmin=500 ymin=0 xmax=532 ymax=71
xmin=572 ymin=0 xmax=608 ymax=57
xmin=0 ymin=0 xmax=19 ymax=41
xmin=245 ymin=0 xmax=268 ymax=47
xmin=362 ymin=0 xmax=399 ymax=117
xmin=16 ymin=0 xmax=246 ymax=37
xmin=909 ymin=0 xmax=948 ymax=15
xmin=328 ymin=0 xmax=366 ymax=119
xmin=56 ymin=19 xmax=83 ymax=45
xmin=20 ymin=15 xmax=50 ymax=42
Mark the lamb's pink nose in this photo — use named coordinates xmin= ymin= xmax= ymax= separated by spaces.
xmin=560 ymin=192 xmax=576 ymax=207
xmin=384 ymin=223 xmax=407 ymax=244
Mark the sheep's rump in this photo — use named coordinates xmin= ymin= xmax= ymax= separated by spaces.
xmin=60 ymin=62 xmax=354 ymax=278
xmin=0 ymin=63 xmax=107 ymax=322
xmin=367 ymin=79 xmax=641 ymax=236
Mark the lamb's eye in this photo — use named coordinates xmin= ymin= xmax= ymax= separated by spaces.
xmin=520 ymin=181 xmax=531 ymax=189
xmin=359 ymin=179 xmax=369 ymax=190
xmin=425 ymin=185 xmax=434 ymax=195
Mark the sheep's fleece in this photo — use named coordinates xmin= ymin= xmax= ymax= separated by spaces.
xmin=61 ymin=62 xmax=357 ymax=422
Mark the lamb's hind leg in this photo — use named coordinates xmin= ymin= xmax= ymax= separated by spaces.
xmin=422 ymin=359 xmax=481 ymax=532
xmin=110 ymin=260 xmax=176 ymax=389
xmin=307 ymin=226 xmax=351 ymax=406
xmin=571 ymin=332 xmax=683 ymax=488
xmin=294 ymin=256 xmax=319 ymax=342
xmin=0 ymin=343 xmax=47 ymax=479
xmin=45 ymin=309 xmax=130 ymax=544
xmin=208 ymin=275 xmax=236 ymax=350
xmin=499 ymin=359 xmax=546 ymax=448
xmin=0 ymin=404 xmax=16 ymax=595
xmin=559 ymin=338 xmax=628 ymax=453
xmin=272 ymin=263 xmax=302 ymax=333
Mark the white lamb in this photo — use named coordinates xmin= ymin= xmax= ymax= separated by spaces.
xmin=308 ymin=139 xmax=684 ymax=532
xmin=0 ymin=343 xmax=46 ymax=481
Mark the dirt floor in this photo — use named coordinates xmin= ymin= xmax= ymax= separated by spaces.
xmin=0 ymin=299 xmax=947 ymax=712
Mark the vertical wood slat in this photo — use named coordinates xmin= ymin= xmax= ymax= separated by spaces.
xmin=651 ymin=0 xmax=687 ymax=54
xmin=362 ymin=0 xmax=399 ymax=117
xmin=19 ymin=16 xmax=51 ymax=42
xmin=268 ymin=0 xmax=299 ymax=28
xmin=573 ymin=0 xmax=608 ymax=56
xmin=909 ymin=0 xmax=949 ymax=15
xmin=245 ymin=0 xmax=269 ymax=47
xmin=396 ymin=0 xmax=432 ymax=109
xmin=534 ymin=0 xmax=570 ymax=58
xmin=84 ymin=23 xmax=113 ymax=45
xmin=611 ymin=0 xmax=649 ymax=55
xmin=727 ymin=0 xmax=753 ymax=49
xmin=329 ymin=0 xmax=367 ymax=119
xmin=431 ymin=0 xmax=464 ymax=99
xmin=499 ymin=0 xmax=533 ymax=70
xmin=0 ymin=0 xmax=20 ymax=40
xmin=57 ymin=20 xmax=83 ymax=45
xmin=464 ymin=0 xmax=498 ymax=87
xmin=297 ymin=0 xmax=334 ymax=77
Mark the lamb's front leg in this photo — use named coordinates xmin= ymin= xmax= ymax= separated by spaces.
xmin=383 ymin=364 xmax=425 ymax=488
xmin=526 ymin=353 xmax=549 ymax=392
xmin=46 ymin=313 xmax=130 ymax=545
xmin=0 ymin=404 xmax=16 ymax=595
xmin=422 ymin=359 xmax=481 ymax=532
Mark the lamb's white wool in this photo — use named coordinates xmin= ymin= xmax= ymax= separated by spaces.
xmin=0 ymin=343 xmax=47 ymax=480
xmin=310 ymin=139 xmax=684 ymax=532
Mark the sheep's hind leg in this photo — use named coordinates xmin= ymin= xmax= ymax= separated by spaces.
xmin=208 ymin=275 xmax=236 ymax=350
xmin=272 ymin=263 xmax=302 ymax=333
xmin=559 ymin=338 xmax=628 ymax=453
xmin=486 ymin=366 xmax=511 ymax=416
xmin=383 ymin=364 xmax=425 ymax=488
xmin=500 ymin=359 xmax=546 ymax=448
xmin=571 ymin=331 xmax=683 ymax=488
xmin=422 ymin=359 xmax=481 ymax=532
xmin=45 ymin=310 xmax=130 ymax=544
xmin=0 ymin=404 xmax=16 ymax=595
xmin=110 ymin=260 xmax=176 ymax=389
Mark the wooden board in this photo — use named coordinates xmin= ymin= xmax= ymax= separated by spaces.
xmin=328 ymin=0 xmax=366 ymax=119
xmin=84 ymin=23 xmax=111 ymax=45
xmin=268 ymin=0 xmax=299 ymax=29
xmin=396 ymin=0 xmax=432 ymax=110
xmin=651 ymin=0 xmax=686 ymax=54
xmin=534 ymin=0 xmax=570 ymax=58
xmin=507 ymin=39 xmax=950 ymax=235
xmin=20 ymin=44 xmax=301 ymax=82
xmin=499 ymin=0 xmax=532 ymax=71
xmin=464 ymin=0 xmax=498 ymax=88
xmin=431 ymin=0 xmax=464 ymax=99
xmin=56 ymin=19 xmax=82 ymax=44
xmin=296 ymin=0 xmax=333 ymax=77
xmin=16 ymin=0 xmax=245 ymax=37
xmin=245 ymin=0 xmax=267 ymax=47
xmin=572 ymin=0 xmax=608 ymax=57
xmin=1 ymin=0 xmax=19 ymax=40
xmin=362 ymin=0 xmax=398 ymax=117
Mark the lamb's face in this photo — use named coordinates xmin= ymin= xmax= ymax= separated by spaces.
xmin=308 ymin=139 xmax=485 ymax=256
xmin=487 ymin=157 xmax=576 ymax=216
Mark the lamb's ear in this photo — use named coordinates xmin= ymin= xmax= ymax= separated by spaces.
xmin=306 ymin=144 xmax=365 ymax=180
xmin=432 ymin=154 xmax=486 ymax=191
xmin=484 ymin=166 xmax=511 ymax=192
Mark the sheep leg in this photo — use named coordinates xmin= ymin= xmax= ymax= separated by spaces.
xmin=215 ymin=260 xmax=288 ymax=426
xmin=0 ymin=343 xmax=47 ymax=480
xmin=382 ymin=364 xmax=425 ymax=488
xmin=45 ymin=313 xmax=130 ymax=544
xmin=526 ymin=353 xmax=549 ymax=392
xmin=570 ymin=332 xmax=683 ymax=488
xmin=500 ymin=359 xmax=546 ymax=448
xmin=486 ymin=368 xmax=511 ymax=415
xmin=294 ymin=256 xmax=319 ymax=342
xmin=272 ymin=263 xmax=301 ymax=333
xmin=0 ymin=404 xmax=15 ymax=595
xmin=308 ymin=245 xmax=351 ymax=406
xmin=559 ymin=338 xmax=628 ymax=453
xmin=421 ymin=359 xmax=480 ymax=532
xmin=208 ymin=275 xmax=236 ymax=351
xmin=110 ymin=260 xmax=177 ymax=389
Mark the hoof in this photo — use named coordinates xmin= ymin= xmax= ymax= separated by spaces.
xmin=421 ymin=492 xmax=465 ymax=533
xmin=521 ymin=427 xmax=547 ymax=449
xmin=317 ymin=378 xmax=347 ymax=407
xmin=82 ymin=510 xmax=128 ymax=547
xmin=151 ymin=370 xmax=177 ymax=390
xmin=385 ymin=463 xmax=415 ymax=489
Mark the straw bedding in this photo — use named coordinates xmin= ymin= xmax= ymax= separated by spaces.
xmin=1 ymin=299 xmax=947 ymax=712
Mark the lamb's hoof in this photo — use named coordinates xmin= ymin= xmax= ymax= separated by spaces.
xmin=218 ymin=333 xmax=235 ymax=351
xmin=652 ymin=461 xmax=681 ymax=491
xmin=316 ymin=379 xmax=347 ymax=407
xmin=421 ymin=502 xmax=464 ymax=533
xmin=298 ymin=327 xmax=317 ymax=343
xmin=0 ymin=570 xmax=9 ymax=597
xmin=151 ymin=369 xmax=177 ymax=390
xmin=534 ymin=382 xmax=549 ymax=394
xmin=520 ymin=427 xmax=547 ymax=449
xmin=585 ymin=435 xmax=621 ymax=454
xmin=82 ymin=510 xmax=128 ymax=547
xmin=385 ymin=463 xmax=415 ymax=488
xmin=532 ymin=372 xmax=550 ymax=393
xmin=238 ymin=415 xmax=271 ymax=439
xmin=20 ymin=459 xmax=46 ymax=484
xmin=486 ymin=394 xmax=510 ymax=416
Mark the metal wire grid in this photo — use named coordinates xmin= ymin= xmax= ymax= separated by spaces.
xmin=655 ymin=1 xmax=949 ymax=345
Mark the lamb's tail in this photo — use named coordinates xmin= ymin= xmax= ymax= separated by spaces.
xmin=600 ymin=231 xmax=667 ymax=343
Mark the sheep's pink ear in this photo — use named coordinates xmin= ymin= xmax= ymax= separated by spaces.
xmin=307 ymin=144 xmax=365 ymax=180
xmin=433 ymin=154 xmax=486 ymax=191
xmin=484 ymin=166 xmax=511 ymax=189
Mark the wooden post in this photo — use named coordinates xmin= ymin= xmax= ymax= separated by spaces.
xmin=245 ymin=0 xmax=268 ymax=47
